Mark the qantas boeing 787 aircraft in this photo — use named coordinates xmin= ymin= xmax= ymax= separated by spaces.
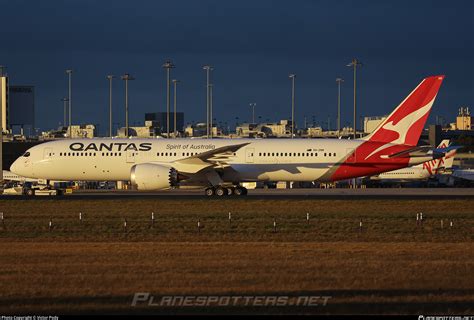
xmin=11 ymin=75 xmax=452 ymax=196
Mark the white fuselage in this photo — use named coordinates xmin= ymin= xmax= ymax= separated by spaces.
xmin=11 ymin=138 xmax=357 ymax=182
xmin=10 ymin=138 xmax=433 ymax=184
xmin=371 ymin=166 xmax=430 ymax=181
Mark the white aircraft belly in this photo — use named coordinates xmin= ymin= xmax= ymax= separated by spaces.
xmin=233 ymin=163 xmax=330 ymax=182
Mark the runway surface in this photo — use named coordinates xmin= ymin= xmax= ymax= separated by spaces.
xmin=2 ymin=187 xmax=474 ymax=200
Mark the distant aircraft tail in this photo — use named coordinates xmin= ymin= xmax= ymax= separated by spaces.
xmin=363 ymin=75 xmax=445 ymax=146
xmin=421 ymin=139 xmax=457 ymax=175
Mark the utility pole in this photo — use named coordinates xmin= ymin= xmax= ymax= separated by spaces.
xmin=107 ymin=75 xmax=115 ymax=137
xmin=162 ymin=60 xmax=175 ymax=138
xmin=346 ymin=59 xmax=362 ymax=139
xmin=289 ymin=74 xmax=296 ymax=138
xmin=172 ymin=79 xmax=180 ymax=138
xmin=336 ymin=77 xmax=344 ymax=136
xmin=203 ymin=65 xmax=213 ymax=138
xmin=250 ymin=102 xmax=256 ymax=124
xmin=209 ymin=84 xmax=214 ymax=138
xmin=65 ymin=69 xmax=73 ymax=138
xmin=61 ymin=97 xmax=69 ymax=129
xmin=0 ymin=68 xmax=4 ymax=190
xmin=121 ymin=73 xmax=135 ymax=138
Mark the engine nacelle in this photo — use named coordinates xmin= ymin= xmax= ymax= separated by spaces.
xmin=130 ymin=163 xmax=178 ymax=191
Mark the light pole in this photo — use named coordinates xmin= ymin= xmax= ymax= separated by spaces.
xmin=203 ymin=65 xmax=213 ymax=138
xmin=209 ymin=83 xmax=214 ymax=138
xmin=61 ymin=98 xmax=69 ymax=129
xmin=107 ymin=75 xmax=115 ymax=137
xmin=346 ymin=59 xmax=362 ymax=139
xmin=249 ymin=102 xmax=256 ymax=124
xmin=172 ymin=79 xmax=180 ymax=138
xmin=65 ymin=69 xmax=73 ymax=138
xmin=121 ymin=73 xmax=135 ymax=138
xmin=289 ymin=74 xmax=296 ymax=138
xmin=336 ymin=78 xmax=344 ymax=136
xmin=162 ymin=60 xmax=175 ymax=138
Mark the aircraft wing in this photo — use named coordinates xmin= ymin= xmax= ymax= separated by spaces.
xmin=171 ymin=142 xmax=250 ymax=173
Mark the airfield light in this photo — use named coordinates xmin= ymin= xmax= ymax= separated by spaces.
xmin=107 ymin=75 xmax=115 ymax=137
xmin=162 ymin=60 xmax=175 ymax=138
xmin=289 ymin=74 xmax=296 ymax=138
xmin=172 ymin=79 xmax=180 ymax=138
xmin=66 ymin=69 xmax=73 ymax=138
xmin=203 ymin=65 xmax=214 ymax=138
xmin=346 ymin=59 xmax=362 ymax=139
xmin=336 ymin=78 xmax=344 ymax=136
xmin=121 ymin=73 xmax=135 ymax=138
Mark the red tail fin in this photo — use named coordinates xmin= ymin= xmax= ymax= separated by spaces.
xmin=364 ymin=75 xmax=445 ymax=146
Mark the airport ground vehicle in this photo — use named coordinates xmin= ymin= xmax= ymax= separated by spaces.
xmin=21 ymin=182 xmax=64 ymax=196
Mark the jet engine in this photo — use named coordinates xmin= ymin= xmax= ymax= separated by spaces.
xmin=130 ymin=163 xmax=178 ymax=190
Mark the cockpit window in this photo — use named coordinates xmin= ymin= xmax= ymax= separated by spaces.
xmin=23 ymin=152 xmax=30 ymax=157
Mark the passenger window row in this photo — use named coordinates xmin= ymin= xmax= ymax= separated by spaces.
xmin=59 ymin=152 xmax=123 ymax=157
xmin=157 ymin=152 xmax=200 ymax=157
xmin=258 ymin=152 xmax=337 ymax=157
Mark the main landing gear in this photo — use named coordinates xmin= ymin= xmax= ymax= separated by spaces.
xmin=205 ymin=186 xmax=248 ymax=197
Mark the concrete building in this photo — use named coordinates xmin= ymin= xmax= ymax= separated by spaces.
xmin=40 ymin=127 xmax=68 ymax=139
xmin=117 ymin=121 xmax=160 ymax=138
xmin=306 ymin=126 xmax=354 ymax=138
xmin=236 ymin=120 xmax=291 ymax=138
xmin=67 ymin=124 xmax=96 ymax=138
xmin=236 ymin=123 xmax=259 ymax=137
xmin=306 ymin=126 xmax=323 ymax=137
xmin=145 ymin=112 xmax=184 ymax=133
xmin=184 ymin=123 xmax=218 ymax=137
xmin=9 ymin=86 xmax=35 ymax=136
xmin=364 ymin=116 xmax=387 ymax=134
xmin=260 ymin=120 xmax=290 ymax=137
xmin=453 ymin=107 xmax=472 ymax=130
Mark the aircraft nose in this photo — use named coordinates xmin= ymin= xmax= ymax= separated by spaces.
xmin=10 ymin=159 xmax=20 ymax=174
xmin=10 ymin=158 xmax=27 ymax=176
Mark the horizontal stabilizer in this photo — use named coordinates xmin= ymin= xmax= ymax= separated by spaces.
xmin=433 ymin=145 xmax=463 ymax=156
xmin=380 ymin=145 xmax=433 ymax=159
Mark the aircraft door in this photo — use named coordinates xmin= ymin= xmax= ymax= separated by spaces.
xmin=245 ymin=148 xmax=255 ymax=163
xmin=126 ymin=150 xmax=136 ymax=163
xmin=43 ymin=147 xmax=53 ymax=160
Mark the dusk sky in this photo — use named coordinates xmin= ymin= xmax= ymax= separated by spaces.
xmin=1 ymin=0 xmax=473 ymax=134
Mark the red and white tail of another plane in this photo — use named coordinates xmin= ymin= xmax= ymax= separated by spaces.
xmin=370 ymin=140 xmax=456 ymax=181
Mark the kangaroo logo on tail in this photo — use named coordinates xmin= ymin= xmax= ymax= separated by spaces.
xmin=363 ymin=75 xmax=445 ymax=160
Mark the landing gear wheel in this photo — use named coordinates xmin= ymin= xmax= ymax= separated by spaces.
xmin=234 ymin=187 xmax=245 ymax=196
xmin=205 ymin=187 xmax=215 ymax=197
xmin=215 ymin=187 xmax=226 ymax=196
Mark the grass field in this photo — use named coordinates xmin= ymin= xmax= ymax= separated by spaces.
xmin=0 ymin=198 xmax=473 ymax=314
